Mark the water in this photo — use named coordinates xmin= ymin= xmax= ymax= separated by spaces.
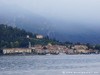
xmin=0 ymin=55 xmax=100 ymax=75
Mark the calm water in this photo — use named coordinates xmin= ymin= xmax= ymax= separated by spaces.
xmin=0 ymin=55 xmax=100 ymax=75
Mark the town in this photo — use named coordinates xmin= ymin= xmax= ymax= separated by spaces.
xmin=2 ymin=44 xmax=99 ymax=55
xmin=1 ymin=35 xmax=100 ymax=55
xmin=0 ymin=25 xmax=100 ymax=55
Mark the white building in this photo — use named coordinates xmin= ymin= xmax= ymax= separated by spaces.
xmin=36 ymin=35 xmax=43 ymax=39
xmin=3 ymin=48 xmax=32 ymax=54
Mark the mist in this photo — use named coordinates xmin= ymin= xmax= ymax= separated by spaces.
xmin=0 ymin=0 xmax=100 ymax=25
xmin=0 ymin=0 xmax=100 ymax=43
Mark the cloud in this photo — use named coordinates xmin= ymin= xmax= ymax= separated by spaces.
xmin=0 ymin=0 xmax=100 ymax=25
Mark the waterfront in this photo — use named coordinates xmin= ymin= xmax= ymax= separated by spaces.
xmin=0 ymin=55 xmax=100 ymax=75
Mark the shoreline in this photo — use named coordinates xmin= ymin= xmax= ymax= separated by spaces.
xmin=0 ymin=53 xmax=99 ymax=56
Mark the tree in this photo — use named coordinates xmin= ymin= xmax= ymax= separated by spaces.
xmin=14 ymin=41 xmax=20 ymax=48
xmin=86 ymin=43 xmax=94 ymax=49
xmin=95 ymin=45 xmax=100 ymax=50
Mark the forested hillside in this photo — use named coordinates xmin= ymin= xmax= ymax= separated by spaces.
xmin=0 ymin=24 xmax=60 ymax=48
xmin=0 ymin=24 xmax=34 ymax=48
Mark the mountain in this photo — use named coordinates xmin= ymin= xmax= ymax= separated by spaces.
xmin=48 ymin=19 xmax=100 ymax=44
xmin=0 ymin=5 xmax=100 ymax=44
xmin=0 ymin=5 xmax=53 ymax=36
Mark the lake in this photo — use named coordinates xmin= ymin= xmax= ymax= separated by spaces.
xmin=0 ymin=55 xmax=100 ymax=75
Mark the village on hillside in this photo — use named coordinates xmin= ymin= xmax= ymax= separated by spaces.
xmin=2 ymin=44 xmax=99 ymax=55
xmin=0 ymin=24 xmax=100 ymax=55
xmin=1 ymin=34 xmax=100 ymax=55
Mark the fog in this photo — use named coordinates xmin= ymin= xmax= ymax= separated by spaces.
xmin=0 ymin=0 xmax=100 ymax=43
xmin=0 ymin=0 xmax=100 ymax=26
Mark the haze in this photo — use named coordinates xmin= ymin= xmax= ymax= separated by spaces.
xmin=0 ymin=0 xmax=100 ymax=43
xmin=0 ymin=0 xmax=100 ymax=26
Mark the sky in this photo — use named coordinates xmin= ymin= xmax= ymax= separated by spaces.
xmin=0 ymin=0 xmax=100 ymax=27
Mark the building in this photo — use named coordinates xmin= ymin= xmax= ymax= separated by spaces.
xmin=72 ymin=45 xmax=89 ymax=54
xmin=26 ymin=35 xmax=30 ymax=38
xmin=76 ymin=49 xmax=90 ymax=54
xmin=72 ymin=45 xmax=88 ymax=50
xmin=3 ymin=48 xmax=32 ymax=54
xmin=36 ymin=35 xmax=44 ymax=39
xmin=33 ymin=45 xmax=46 ymax=54
xmin=89 ymin=49 xmax=99 ymax=54
xmin=66 ymin=49 xmax=75 ymax=54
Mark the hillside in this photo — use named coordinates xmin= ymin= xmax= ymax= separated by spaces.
xmin=0 ymin=5 xmax=100 ymax=44
xmin=0 ymin=5 xmax=53 ymax=36
xmin=0 ymin=24 xmax=34 ymax=48
xmin=0 ymin=24 xmax=60 ymax=48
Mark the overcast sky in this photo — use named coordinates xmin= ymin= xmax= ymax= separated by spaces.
xmin=0 ymin=0 xmax=100 ymax=26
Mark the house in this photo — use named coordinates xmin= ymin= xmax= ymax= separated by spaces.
xmin=89 ymin=49 xmax=99 ymax=54
xmin=72 ymin=45 xmax=88 ymax=50
xmin=75 ymin=49 xmax=90 ymax=54
xmin=57 ymin=45 xmax=68 ymax=53
xmin=45 ymin=44 xmax=68 ymax=54
xmin=33 ymin=45 xmax=46 ymax=54
xmin=3 ymin=48 xmax=32 ymax=54
xmin=34 ymin=45 xmax=43 ymax=51
xmin=66 ymin=49 xmax=75 ymax=54
xmin=72 ymin=45 xmax=97 ymax=54
xmin=36 ymin=35 xmax=44 ymax=39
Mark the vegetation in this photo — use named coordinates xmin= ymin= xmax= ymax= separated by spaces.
xmin=0 ymin=24 xmax=33 ymax=48
xmin=0 ymin=24 xmax=61 ymax=49
xmin=94 ymin=45 xmax=100 ymax=50
xmin=0 ymin=24 xmax=100 ymax=54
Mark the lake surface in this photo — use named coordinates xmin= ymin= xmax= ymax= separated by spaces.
xmin=0 ymin=55 xmax=100 ymax=75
